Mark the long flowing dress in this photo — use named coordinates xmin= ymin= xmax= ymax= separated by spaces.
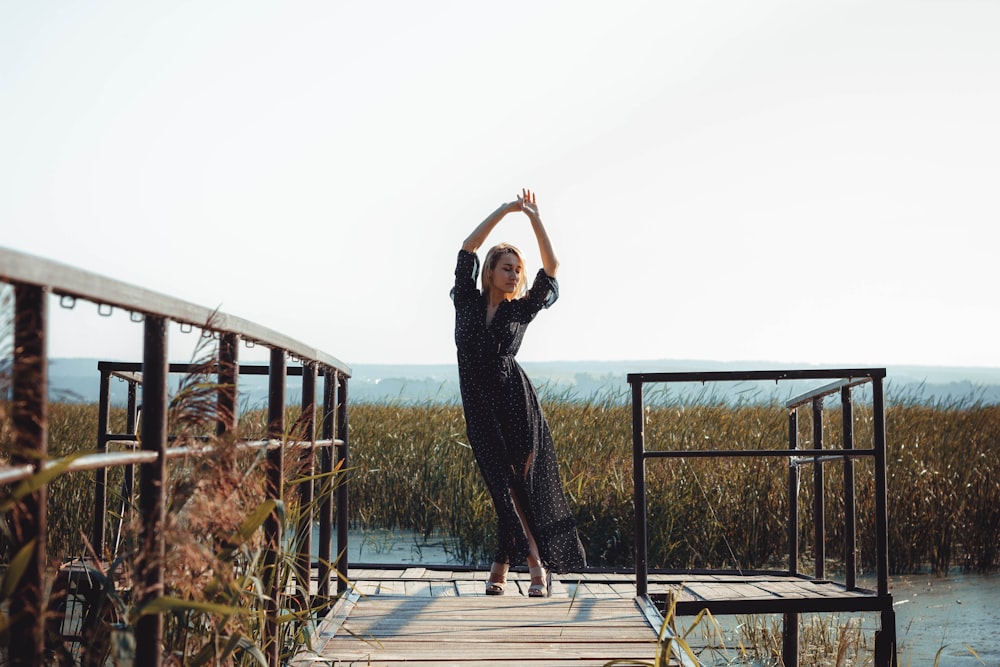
xmin=451 ymin=249 xmax=586 ymax=572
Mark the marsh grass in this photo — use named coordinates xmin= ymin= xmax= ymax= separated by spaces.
xmin=345 ymin=394 xmax=1000 ymax=574
xmin=16 ymin=380 xmax=1000 ymax=575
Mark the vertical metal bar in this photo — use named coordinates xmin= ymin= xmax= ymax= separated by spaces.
xmin=318 ymin=370 xmax=336 ymax=599
xmin=335 ymin=374 xmax=350 ymax=594
xmin=216 ymin=332 xmax=239 ymax=437
xmin=631 ymin=380 xmax=648 ymax=597
xmin=783 ymin=613 xmax=800 ymax=667
xmin=872 ymin=376 xmax=890 ymax=597
xmin=812 ymin=396 xmax=825 ymax=580
xmin=784 ymin=408 xmax=800 ymax=667
xmin=126 ymin=380 xmax=139 ymax=434
xmin=787 ymin=409 xmax=799 ymax=576
xmin=114 ymin=379 xmax=139 ymax=559
xmin=93 ymin=366 xmax=112 ymax=556
xmin=872 ymin=373 xmax=897 ymax=664
xmin=136 ymin=315 xmax=168 ymax=667
xmin=9 ymin=284 xmax=48 ymax=667
xmin=296 ymin=363 xmax=317 ymax=610
xmin=264 ymin=347 xmax=286 ymax=667
xmin=841 ymin=385 xmax=857 ymax=590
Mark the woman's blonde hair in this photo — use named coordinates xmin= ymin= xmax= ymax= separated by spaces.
xmin=482 ymin=243 xmax=528 ymax=299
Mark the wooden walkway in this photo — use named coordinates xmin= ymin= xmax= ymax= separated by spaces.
xmin=295 ymin=594 xmax=669 ymax=666
xmin=291 ymin=566 xmax=885 ymax=666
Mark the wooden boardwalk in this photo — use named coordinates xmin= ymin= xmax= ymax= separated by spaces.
xmin=292 ymin=566 xmax=884 ymax=666
xmin=295 ymin=594 xmax=669 ymax=666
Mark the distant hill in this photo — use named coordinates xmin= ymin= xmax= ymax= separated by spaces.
xmin=46 ymin=358 xmax=1000 ymax=407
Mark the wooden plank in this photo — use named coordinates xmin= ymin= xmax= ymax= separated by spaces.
xmin=455 ymin=579 xmax=483 ymax=596
xmin=430 ymin=581 xmax=458 ymax=597
xmin=320 ymin=662 xmax=657 ymax=667
xmin=351 ymin=580 xmax=379 ymax=596
xmin=299 ymin=589 xmax=696 ymax=666
xmin=401 ymin=567 xmax=427 ymax=579
xmin=404 ymin=580 xmax=434 ymax=596
xmin=376 ymin=579 xmax=405 ymax=595
xmin=648 ymin=583 xmax=700 ymax=602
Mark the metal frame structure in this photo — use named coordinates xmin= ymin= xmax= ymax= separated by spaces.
xmin=629 ymin=368 xmax=897 ymax=667
xmin=0 ymin=247 xmax=352 ymax=667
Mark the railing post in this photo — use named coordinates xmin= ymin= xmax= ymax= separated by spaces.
xmin=93 ymin=365 xmax=112 ymax=557
xmin=9 ymin=284 xmax=48 ymax=667
xmin=335 ymin=373 xmax=350 ymax=594
xmin=136 ymin=315 xmax=168 ymax=667
xmin=264 ymin=348 xmax=286 ymax=667
xmin=812 ymin=396 xmax=825 ymax=579
xmin=318 ymin=370 xmax=336 ymax=599
xmin=784 ymin=407 xmax=800 ymax=667
xmin=113 ymin=378 xmax=140 ymax=559
xmin=216 ymin=332 xmax=239 ymax=437
xmin=871 ymin=376 xmax=897 ymax=666
xmin=841 ymin=386 xmax=857 ymax=590
xmin=787 ymin=408 xmax=799 ymax=575
xmin=631 ymin=379 xmax=648 ymax=597
xmin=296 ymin=363 xmax=317 ymax=610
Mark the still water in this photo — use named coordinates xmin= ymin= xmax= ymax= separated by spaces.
xmin=879 ymin=572 xmax=1000 ymax=666
xmin=317 ymin=529 xmax=999 ymax=666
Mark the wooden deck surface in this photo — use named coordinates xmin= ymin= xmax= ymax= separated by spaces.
xmin=294 ymin=594 xmax=671 ymax=666
xmin=291 ymin=567 xmax=883 ymax=666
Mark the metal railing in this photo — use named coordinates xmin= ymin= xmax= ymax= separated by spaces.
xmin=0 ymin=247 xmax=352 ymax=667
xmin=629 ymin=368 xmax=896 ymax=667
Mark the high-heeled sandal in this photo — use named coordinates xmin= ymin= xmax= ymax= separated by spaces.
xmin=528 ymin=565 xmax=551 ymax=598
xmin=485 ymin=562 xmax=508 ymax=596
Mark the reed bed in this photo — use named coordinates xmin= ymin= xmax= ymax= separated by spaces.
xmin=346 ymin=392 xmax=1000 ymax=574
xmin=21 ymin=391 xmax=1000 ymax=575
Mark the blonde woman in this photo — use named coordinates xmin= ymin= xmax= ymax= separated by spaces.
xmin=451 ymin=189 xmax=586 ymax=597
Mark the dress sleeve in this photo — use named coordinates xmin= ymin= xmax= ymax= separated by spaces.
xmin=450 ymin=249 xmax=480 ymax=305
xmin=522 ymin=268 xmax=559 ymax=313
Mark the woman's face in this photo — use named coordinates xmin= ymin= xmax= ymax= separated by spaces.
xmin=489 ymin=251 xmax=523 ymax=298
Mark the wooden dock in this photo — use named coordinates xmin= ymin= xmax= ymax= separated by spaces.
xmin=291 ymin=566 xmax=886 ymax=666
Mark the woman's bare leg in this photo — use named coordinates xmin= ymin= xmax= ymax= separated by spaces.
xmin=509 ymin=486 xmax=544 ymax=585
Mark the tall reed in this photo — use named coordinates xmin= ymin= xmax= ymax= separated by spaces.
xmin=16 ymin=389 xmax=1000 ymax=588
xmin=343 ymin=392 xmax=1000 ymax=574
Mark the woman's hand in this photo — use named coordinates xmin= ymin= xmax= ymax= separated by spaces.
xmin=517 ymin=188 xmax=558 ymax=277
xmin=518 ymin=188 xmax=540 ymax=220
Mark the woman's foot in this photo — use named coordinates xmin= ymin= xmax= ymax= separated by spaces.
xmin=486 ymin=562 xmax=508 ymax=596
xmin=528 ymin=565 xmax=550 ymax=597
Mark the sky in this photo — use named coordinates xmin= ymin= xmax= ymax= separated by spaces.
xmin=2 ymin=0 xmax=999 ymax=370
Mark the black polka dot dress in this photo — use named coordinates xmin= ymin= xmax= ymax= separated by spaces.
xmin=452 ymin=249 xmax=586 ymax=573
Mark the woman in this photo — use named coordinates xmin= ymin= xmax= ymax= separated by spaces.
xmin=451 ymin=188 xmax=586 ymax=597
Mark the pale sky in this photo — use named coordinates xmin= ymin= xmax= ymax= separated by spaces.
xmin=3 ymin=0 xmax=999 ymax=369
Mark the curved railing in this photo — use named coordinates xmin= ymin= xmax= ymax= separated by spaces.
xmin=1 ymin=247 xmax=352 ymax=667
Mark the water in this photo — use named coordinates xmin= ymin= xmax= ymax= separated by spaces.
xmin=311 ymin=527 xmax=463 ymax=565
xmin=883 ymin=572 xmax=1000 ymax=666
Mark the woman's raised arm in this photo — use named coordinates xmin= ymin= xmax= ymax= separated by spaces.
xmin=462 ymin=198 xmax=523 ymax=253
xmin=521 ymin=189 xmax=559 ymax=278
